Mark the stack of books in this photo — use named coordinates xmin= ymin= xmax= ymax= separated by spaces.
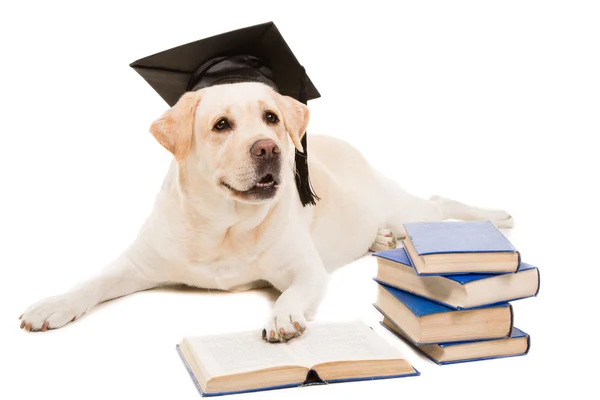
xmin=372 ymin=221 xmax=540 ymax=365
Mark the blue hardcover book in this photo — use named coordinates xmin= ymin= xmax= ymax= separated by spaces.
xmin=380 ymin=318 xmax=530 ymax=365
xmin=374 ymin=283 xmax=513 ymax=345
xmin=176 ymin=321 xmax=419 ymax=397
xmin=373 ymin=247 xmax=540 ymax=309
xmin=403 ymin=221 xmax=520 ymax=275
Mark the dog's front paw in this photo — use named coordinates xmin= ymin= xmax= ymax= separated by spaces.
xmin=493 ymin=213 xmax=515 ymax=229
xmin=370 ymin=228 xmax=398 ymax=252
xmin=19 ymin=294 xmax=87 ymax=332
xmin=262 ymin=309 xmax=307 ymax=343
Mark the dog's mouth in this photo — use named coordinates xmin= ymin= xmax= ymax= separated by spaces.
xmin=221 ymin=173 xmax=279 ymax=201
xmin=255 ymin=174 xmax=278 ymax=189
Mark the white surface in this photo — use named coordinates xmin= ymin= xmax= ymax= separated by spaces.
xmin=1 ymin=1 xmax=597 ymax=399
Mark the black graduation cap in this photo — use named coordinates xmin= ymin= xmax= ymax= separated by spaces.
xmin=130 ymin=22 xmax=320 ymax=206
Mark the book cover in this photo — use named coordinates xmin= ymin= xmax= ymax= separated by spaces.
xmin=378 ymin=281 xmax=511 ymax=317
xmin=401 ymin=221 xmax=521 ymax=275
xmin=404 ymin=221 xmax=517 ymax=255
xmin=380 ymin=321 xmax=531 ymax=365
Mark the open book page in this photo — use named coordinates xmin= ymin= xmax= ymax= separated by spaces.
xmin=186 ymin=329 xmax=303 ymax=378
xmin=289 ymin=321 xmax=404 ymax=367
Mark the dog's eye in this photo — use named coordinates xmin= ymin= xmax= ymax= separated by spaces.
xmin=265 ymin=112 xmax=279 ymax=125
xmin=213 ymin=118 xmax=231 ymax=131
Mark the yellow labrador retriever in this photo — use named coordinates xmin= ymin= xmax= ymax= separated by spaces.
xmin=19 ymin=82 xmax=513 ymax=341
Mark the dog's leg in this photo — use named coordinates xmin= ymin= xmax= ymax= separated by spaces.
xmin=382 ymin=183 xmax=513 ymax=239
xmin=19 ymin=252 xmax=161 ymax=331
xmin=262 ymin=248 xmax=329 ymax=343
xmin=429 ymin=195 xmax=514 ymax=227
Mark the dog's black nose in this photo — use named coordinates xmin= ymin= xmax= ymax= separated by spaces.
xmin=250 ymin=139 xmax=280 ymax=160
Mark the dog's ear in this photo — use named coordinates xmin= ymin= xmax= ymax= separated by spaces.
xmin=275 ymin=94 xmax=310 ymax=152
xmin=150 ymin=92 xmax=201 ymax=161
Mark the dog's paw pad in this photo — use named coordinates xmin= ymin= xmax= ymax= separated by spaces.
xmin=370 ymin=228 xmax=398 ymax=252
xmin=19 ymin=295 xmax=85 ymax=332
xmin=263 ymin=310 xmax=306 ymax=343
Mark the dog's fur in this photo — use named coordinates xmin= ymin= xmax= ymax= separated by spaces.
xmin=19 ymin=82 xmax=513 ymax=340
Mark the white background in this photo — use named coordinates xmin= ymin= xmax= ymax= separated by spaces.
xmin=1 ymin=1 xmax=598 ymax=399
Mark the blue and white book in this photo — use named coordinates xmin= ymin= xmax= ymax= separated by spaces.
xmin=374 ymin=283 xmax=513 ymax=344
xmin=381 ymin=317 xmax=530 ymax=365
xmin=403 ymin=221 xmax=520 ymax=275
xmin=373 ymin=247 xmax=540 ymax=309
xmin=177 ymin=321 xmax=419 ymax=397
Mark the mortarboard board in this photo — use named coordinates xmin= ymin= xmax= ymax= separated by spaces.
xmin=130 ymin=22 xmax=320 ymax=206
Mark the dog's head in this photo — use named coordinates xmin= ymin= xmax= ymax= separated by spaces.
xmin=149 ymin=82 xmax=309 ymax=204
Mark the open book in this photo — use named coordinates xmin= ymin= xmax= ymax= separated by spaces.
xmin=177 ymin=321 xmax=419 ymax=396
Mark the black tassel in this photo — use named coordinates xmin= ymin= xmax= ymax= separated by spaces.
xmin=295 ymin=68 xmax=320 ymax=207
xmin=294 ymin=135 xmax=319 ymax=206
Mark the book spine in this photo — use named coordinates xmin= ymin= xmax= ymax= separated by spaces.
xmin=514 ymin=251 xmax=522 ymax=272
xmin=534 ymin=267 xmax=541 ymax=296
xmin=524 ymin=334 xmax=532 ymax=355
xmin=507 ymin=304 xmax=514 ymax=338
xmin=303 ymin=369 xmax=324 ymax=385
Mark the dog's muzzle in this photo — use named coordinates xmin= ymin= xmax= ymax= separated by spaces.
xmin=221 ymin=139 xmax=282 ymax=201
